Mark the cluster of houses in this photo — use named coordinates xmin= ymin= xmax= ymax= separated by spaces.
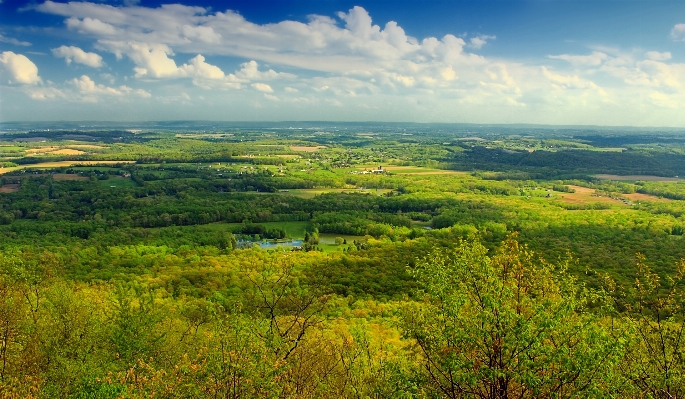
xmin=349 ymin=166 xmax=387 ymax=175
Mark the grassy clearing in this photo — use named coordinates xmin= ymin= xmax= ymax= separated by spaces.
xmin=274 ymin=188 xmax=392 ymax=198
xmin=0 ymin=146 xmax=24 ymax=152
xmin=53 ymin=173 xmax=89 ymax=181
xmin=97 ymin=176 xmax=139 ymax=188
xmin=624 ymin=193 xmax=671 ymax=202
xmin=202 ymin=221 xmax=311 ymax=238
xmin=260 ymin=221 xmax=311 ymax=237
xmin=48 ymin=149 xmax=86 ymax=155
xmin=70 ymin=166 xmax=122 ymax=171
xmin=67 ymin=144 xmax=106 ymax=149
xmin=355 ymin=165 xmax=466 ymax=175
xmin=0 ymin=160 xmax=135 ymax=175
xmin=552 ymin=185 xmax=666 ymax=205
xmin=553 ymin=185 xmax=621 ymax=206
xmin=0 ymin=184 xmax=20 ymax=193
xmin=319 ymin=233 xmax=366 ymax=244
xmin=25 ymin=146 xmax=60 ymax=154
xmin=586 ymin=147 xmax=627 ymax=152
xmin=291 ymin=145 xmax=326 ymax=152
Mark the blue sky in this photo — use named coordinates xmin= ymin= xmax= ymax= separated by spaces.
xmin=1 ymin=0 xmax=685 ymax=126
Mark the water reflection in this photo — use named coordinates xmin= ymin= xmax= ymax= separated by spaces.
xmin=237 ymin=239 xmax=304 ymax=249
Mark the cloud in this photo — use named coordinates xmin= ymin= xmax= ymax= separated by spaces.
xmin=251 ymin=82 xmax=274 ymax=93
xmin=542 ymin=66 xmax=606 ymax=95
xmin=27 ymin=1 xmax=685 ymax=125
xmin=96 ymin=40 xmax=248 ymax=89
xmin=645 ymin=51 xmax=671 ymax=61
xmin=468 ymin=35 xmax=495 ymax=49
xmin=548 ymin=51 xmax=608 ymax=66
xmin=52 ymin=45 xmax=104 ymax=67
xmin=181 ymin=25 xmax=221 ymax=44
xmin=671 ymin=24 xmax=685 ymax=41
xmin=0 ymin=34 xmax=31 ymax=47
xmin=235 ymin=60 xmax=295 ymax=80
xmin=26 ymin=87 xmax=66 ymax=100
xmin=69 ymin=74 xmax=150 ymax=100
xmin=635 ymin=60 xmax=681 ymax=88
xmin=66 ymin=17 xmax=119 ymax=36
xmin=649 ymin=91 xmax=679 ymax=108
xmin=99 ymin=41 xmax=181 ymax=78
xmin=35 ymin=2 xmax=483 ymax=75
xmin=0 ymin=51 xmax=41 ymax=84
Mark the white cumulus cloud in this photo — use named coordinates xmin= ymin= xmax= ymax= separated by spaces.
xmin=548 ymin=51 xmax=608 ymax=66
xmin=468 ymin=35 xmax=495 ymax=49
xmin=26 ymin=87 xmax=66 ymax=100
xmin=66 ymin=17 xmax=119 ymax=36
xmin=251 ymin=83 xmax=274 ymax=93
xmin=645 ymin=51 xmax=671 ymax=61
xmin=69 ymin=74 xmax=150 ymax=101
xmin=0 ymin=51 xmax=41 ymax=84
xmin=542 ymin=66 xmax=606 ymax=95
xmin=52 ymin=45 xmax=104 ymax=67
xmin=671 ymin=24 xmax=685 ymax=41
xmin=235 ymin=60 xmax=295 ymax=80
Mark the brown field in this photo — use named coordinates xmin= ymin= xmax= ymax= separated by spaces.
xmin=49 ymin=149 xmax=86 ymax=155
xmin=0 ymin=184 xmax=20 ymax=193
xmin=26 ymin=146 xmax=60 ymax=154
xmin=68 ymin=144 xmax=105 ymax=149
xmin=406 ymin=171 xmax=467 ymax=175
xmin=0 ymin=160 xmax=135 ymax=175
xmin=595 ymin=174 xmax=682 ymax=182
xmin=554 ymin=185 xmax=667 ymax=205
xmin=360 ymin=165 xmax=467 ymax=175
xmin=555 ymin=185 xmax=620 ymax=205
xmin=290 ymin=145 xmax=326 ymax=152
xmin=53 ymin=173 xmax=89 ymax=181
xmin=624 ymin=193 xmax=671 ymax=202
xmin=25 ymin=147 xmax=86 ymax=156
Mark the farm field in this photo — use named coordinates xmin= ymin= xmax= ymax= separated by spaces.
xmin=0 ymin=183 xmax=20 ymax=192
xmin=355 ymin=165 xmax=467 ymax=175
xmin=0 ymin=160 xmax=135 ymax=174
xmin=290 ymin=145 xmax=326 ymax=152
xmin=52 ymin=173 xmax=89 ymax=181
xmin=555 ymin=185 xmax=626 ymax=205
xmin=2 ymin=125 xmax=685 ymax=398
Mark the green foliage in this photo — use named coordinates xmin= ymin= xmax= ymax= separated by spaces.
xmin=109 ymin=284 xmax=167 ymax=365
xmin=3 ymin=128 xmax=685 ymax=397
xmin=403 ymin=236 xmax=624 ymax=398
xmin=606 ymin=255 xmax=685 ymax=398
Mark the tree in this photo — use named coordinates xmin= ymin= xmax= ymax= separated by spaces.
xmin=402 ymin=235 xmax=623 ymax=399
xmin=605 ymin=255 xmax=685 ymax=398
xmin=109 ymin=284 xmax=166 ymax=366
xmin=242 ymin=256 xmax=328 ymax=361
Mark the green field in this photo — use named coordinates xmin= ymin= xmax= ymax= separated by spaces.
xmin=3 ymin=127 xmax=685 ymax=398
xmin=96 ymin=176 xmax=139 ymax=188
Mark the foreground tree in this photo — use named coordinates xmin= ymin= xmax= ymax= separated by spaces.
xmin=606 ymin=255 xmax=685 ymax=398
xmin=403 ymin=235 xmax=625 ymax=398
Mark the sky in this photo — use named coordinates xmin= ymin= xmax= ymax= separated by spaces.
xmin=1 ymin=0 xmax=685 ymax=126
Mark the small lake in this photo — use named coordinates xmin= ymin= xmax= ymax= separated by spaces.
xmin=237 ymin=239 xmax=304 ymax=249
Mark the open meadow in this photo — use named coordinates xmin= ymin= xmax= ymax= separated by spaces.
xmin=2 ymin=126 xmax=685 ymax=398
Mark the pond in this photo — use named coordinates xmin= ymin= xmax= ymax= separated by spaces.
xmin=237 ymin=239 xmax=304 ymax=249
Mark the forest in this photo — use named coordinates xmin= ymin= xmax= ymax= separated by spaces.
xmin=1 ymin=122 xmax=685 ymax=398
